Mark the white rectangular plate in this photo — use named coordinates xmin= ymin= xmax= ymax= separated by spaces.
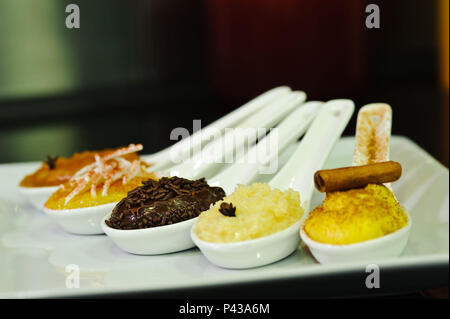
xmin=0 ymin=136 xmax=448 ymax=298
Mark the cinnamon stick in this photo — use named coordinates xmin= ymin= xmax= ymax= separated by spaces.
xmin=314 ymin=161 xmax=402 ymax=193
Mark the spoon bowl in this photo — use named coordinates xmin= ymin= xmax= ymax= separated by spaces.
xmin=101 ymin=212 xmax=198 ymax=255
xmin=19 ymin=185 xmax=59 ymax=211
xmin=191 ymin=219 xmax=303 ymax=269
xmin=300 ymin=210 xmax=412 ymax=264
xmin=43 ymin=202 xmax=116 ymax=235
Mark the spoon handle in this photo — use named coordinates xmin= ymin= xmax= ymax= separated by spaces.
xmin=142 ymin=86 xmax=292 ymax=171
xmin=353 ymin=103 xmax=392 ymax=165
xmin=269 ymin=99 xmax=355 ymax=212
xmin=353 ymin=103 xmax=393 ymax=191
xmin=211 ymin=101 xmax=323 ymax=194
xmin=170 ymin=91 xmax=307 ymax=179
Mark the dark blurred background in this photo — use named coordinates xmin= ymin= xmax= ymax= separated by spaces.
xmin=0 ymin=0 xmax=448 ymax=166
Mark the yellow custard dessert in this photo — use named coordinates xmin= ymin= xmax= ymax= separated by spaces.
xmin=303 ymin=184 xmax=408 ymax=245
xmin=195 ymin=183 xmax=304 ymax=243
xmin=43 ymin=143 xmax=157 ymax=210
xmin=45 ymin=173 xmax=156 ymax=210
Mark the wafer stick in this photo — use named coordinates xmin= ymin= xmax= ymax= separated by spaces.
xmin=353 ymin=103 xmax=392 ymax=166
xmin=353 ymin=103 xmax=394 ymax=191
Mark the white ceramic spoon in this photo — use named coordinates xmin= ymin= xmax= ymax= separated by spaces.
xmin=191 ymin=99 xmax=355 ymax=269
xmin=42 ymin=90 xmax=300 ymax=235
xmin=168 ymin=91 xmax=307 ymax=179
xmin=21 ymin=86 xmax=291 ymax=212
xmin=300 ymin=103 xmax=412 ymax=264
xmin=101 ymin=101 xmax=319 ymax=254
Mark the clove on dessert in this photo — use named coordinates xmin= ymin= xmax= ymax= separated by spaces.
xmin=45 ymin=155 xmax=59 ymax=170
xmin=219 ymin=202 xmax=236 ymax=217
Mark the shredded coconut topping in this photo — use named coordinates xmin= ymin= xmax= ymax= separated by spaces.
xmin=64 ymin=144 xmax=145 ymax=205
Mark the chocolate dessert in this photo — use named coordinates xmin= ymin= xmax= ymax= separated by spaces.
xmin=105 ymin=176 xmax=225 ymax=230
